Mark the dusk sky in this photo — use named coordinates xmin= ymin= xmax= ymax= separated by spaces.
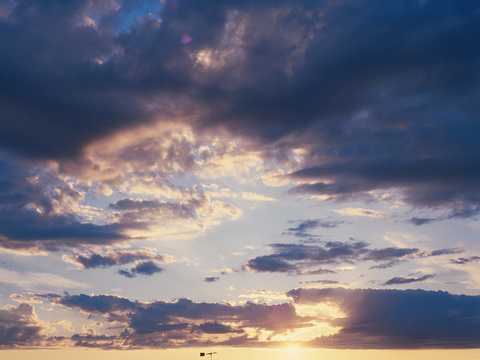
xmin=1 ymin=0 xmax=480 ymax=359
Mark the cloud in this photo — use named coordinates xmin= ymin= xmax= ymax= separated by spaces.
xmin=287 ymin=287 xmax=480 ymax=349
xmin=450 ymin=256 xmax=480 ymax=265
xmin=0 ymin=303 xmax=55 ymax=347
xmin=204 ymin=277 xmax=220 ymax=283
xmin=382 ymin=274 xmax=434 ymax=286
xmin=334 ymin=208 xmax=387 ymax=219
xmin=245 ymin=241 xmax=457 ymax=274
xmin=0 ymin=160 xmax=128 ymax=252
xmin=64 ymin=248 xmax=168 ymax=278
xmin=63 ymin=249 xmax=166 ymax=269
xmin=410 ymin=206 xmax=480 ymax=225
xmin=0 ymin=0 xmax=477 ymax=215
xmin=284 ymin=219 xmax=344 ymax=239
xmin=118 ymin=260 xmax=164 ymax=278
xmin=23 ymin=287 xmax=480 ymax=349
xmin=304 ymin=280 xmax=340 ymax=287
xmin=42 ymin=293 xmax=306 ymax=348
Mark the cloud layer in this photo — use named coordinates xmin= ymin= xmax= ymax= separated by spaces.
xmin=5 ymin=288 xmax=479 ymax=349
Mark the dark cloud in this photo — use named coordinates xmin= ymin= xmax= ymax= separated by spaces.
xmin=0 ymin=1 xmax=477 ymax=214
xmin=246 ymin=241 xmax=463 ymax=275
xmin=245 ymin=255 xmax=298 ymax=274
xmin=284 ymin=219 xmax=344 ymax=239
xmin=65 ymin=249 xmax=165 ymax=269
xmin=194 ymin=321 xmax=243 ymax=334
xmin=0 ymin=303 xmax=52 ymax=347
xmin=245 ymin=241 xmax=435 ymax=274
xmin=410 ymin=206 xmax=480 ymax=225
xmin=429 ymin=248 xmax=463 ymax=257
xmin=118 ymin=260 xmax=164 ymax=278
xmin=43 ymin=293 xmax=304 ymax=348
xmin=450 ymin=256 xmax=480 ymax=265
xmin=0 ymin=160 xmax=128 ymax=252
xmin=383 ymin=274 xmax=434 ymax=286
xmin=287 ymin=287 xmax=480 ymax=349
xmin=32 ymin=287 xmax=480 ymax=349
xmin=204 ymin=277 xmax=220 ymax=283
xmin=362 ymin=247 xmax=419 ymax=262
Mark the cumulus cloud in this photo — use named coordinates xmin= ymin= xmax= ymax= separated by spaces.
xmin=19 ymin=288 xmax=480 ymax=349
xmin=287 ymin=287 xmax=480 ymax=349
xmin=0 ymin=303 xmax=54 ymax=347
xmin=40 ymin=293 xmax=306 ymax=348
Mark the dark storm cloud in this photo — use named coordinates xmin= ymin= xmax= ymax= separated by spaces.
xmin=383 ymin=274 xmax=434 ymax=286
xmin=0 ymin=0 xmax=478 ymax=211
xmin=0 ymin=160 xmax=128 ymax=252
xmin=245 ymin=241 xmax=457 ymax=274
xmin=0 ymin=0 xmax=168 ymax=159
xmin=287 ymin=287 xmax=480 ymax=349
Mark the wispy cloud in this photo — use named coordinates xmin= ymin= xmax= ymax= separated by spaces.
xmin=382 ymin=274 xmax=434 ymax=286
xmin=0 ymin=268 xmax=89 ymax=291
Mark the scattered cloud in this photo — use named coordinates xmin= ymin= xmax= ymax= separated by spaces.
xmin=118 ymin=260 xmax=164 ymax=278
xmin=284 ymin=219 xmax=344 ymax=239
xmin=63 ymin=249 xmax=167 ymax=270
xmin=382 ymin=274 xmax=434 ymax=286
xmin=245 ymin=241 xmax=459 ymax=275
xmin=410 ymin=206 xmax=480 ymax=225
xmin=450 ymin=256 xmax=480 ymax=265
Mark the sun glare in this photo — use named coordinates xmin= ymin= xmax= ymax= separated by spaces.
xmin=286 ymin=345 xmax=301 ymax=356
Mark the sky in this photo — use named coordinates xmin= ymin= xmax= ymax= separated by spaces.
xmin=1 ymin=0 xmax=480 ymax=359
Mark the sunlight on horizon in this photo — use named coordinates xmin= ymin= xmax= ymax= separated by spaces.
xmin=2 ymin=348 xmax=480 ymax=360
